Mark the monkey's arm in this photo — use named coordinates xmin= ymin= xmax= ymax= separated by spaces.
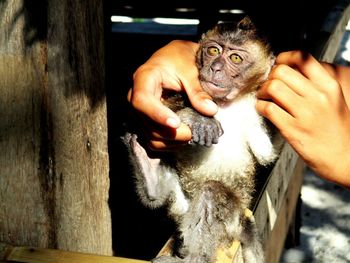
xmin=122 ymin=133 xmax=189 ymax=215
xmin=246 ymin=121 xmax=278 ymax=166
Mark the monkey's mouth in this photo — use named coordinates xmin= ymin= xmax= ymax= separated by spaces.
xmin=201 ymin=81 xmax=240 ymax=100
xmin=202 ymin=81 xmax=228 ymax=95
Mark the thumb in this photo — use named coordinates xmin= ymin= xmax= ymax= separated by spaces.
xmin=127 ymin=88 xmax=181 ymax=129
xmin=184 ymin=81 xmax=218 ymax=117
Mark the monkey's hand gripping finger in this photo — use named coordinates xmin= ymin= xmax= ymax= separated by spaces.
xmin=176 ymin=107 xmax=223 ymax=147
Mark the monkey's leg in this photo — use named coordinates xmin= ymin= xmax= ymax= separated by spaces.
xmin=176 ymin=180 xmax=242 ymax=263
xmin=240 ymin=215 xmax=265 ymax=263
xmin=178 ymin=180 xmax=264 ymax=263
xmin=123 ymin=133 xmax=189 ymax=215
xmin=150 ymin=181 xmax=236 ymax=263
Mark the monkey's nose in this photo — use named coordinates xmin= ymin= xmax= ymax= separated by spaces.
xmin=211 ymin=61 xmax=224 ymax=73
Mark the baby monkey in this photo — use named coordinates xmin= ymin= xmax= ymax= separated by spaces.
xmin=123 ymin=16 xmax=279 ymax=263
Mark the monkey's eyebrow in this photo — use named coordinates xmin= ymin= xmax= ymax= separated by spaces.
xmin=225 ymin=46 xmax=247 ymax=52
xmin=204 ymin=40 xmax=221 ymax=46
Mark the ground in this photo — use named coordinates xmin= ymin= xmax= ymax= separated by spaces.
xmin=281 ymin=169 xmax=350 ymax=262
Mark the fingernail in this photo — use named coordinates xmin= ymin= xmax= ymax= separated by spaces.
xmin=166 ymin=117 xmax=180 ymax=128
xmin=204 ymin=99 xmax=218 ymax=113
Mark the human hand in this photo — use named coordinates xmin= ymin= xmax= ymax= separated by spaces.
xmin=128 ymin=40 xmax=218 ymax=150
xmin=256 ymin=50 xmax=350 ymax=187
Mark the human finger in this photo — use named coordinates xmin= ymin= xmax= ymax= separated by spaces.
xmin=268 ymin=64 xmax=311 ymax=97
xmin=179 ymin=66 xmax=218 ymax=116
xmin=130 ymin=68 xmax=181 ymax=128
xmin=255 ymin=99 xmax=297 ymax=141
xmin=186 ymin=88 xmax=219 ymax=117
xmin=146 ymin=122 xmax=192 ymax=142
xmin=276 ymin=51 xmax=334 ymax=87
xmin=147 ymin=139 xmax=190 ymax=152
xmin=257 ymin=78 xmax=304 ymax=118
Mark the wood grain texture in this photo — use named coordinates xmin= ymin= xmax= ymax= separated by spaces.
xmin=0 ymin=0 xmax=111 ymax=255
xmin=264 ymin=159 xmax=304 ymax=263
xmin=0 ymin=244 xmax=148 ymax=263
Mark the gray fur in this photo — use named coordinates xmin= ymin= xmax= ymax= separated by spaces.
xmin=122 ymin=16 xmax=280 ymax=263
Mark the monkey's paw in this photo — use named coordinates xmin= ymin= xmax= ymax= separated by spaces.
xmin=176 ymin=107 xmax=223 ymax=147
xmin=189 ymin=116 xmax=223 ymax=147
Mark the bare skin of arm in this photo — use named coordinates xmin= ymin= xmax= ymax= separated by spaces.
xmin=128 ymin=42 xmax=350 ymax=188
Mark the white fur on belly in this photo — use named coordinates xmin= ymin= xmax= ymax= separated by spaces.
xmin=194 ymin=94 xmax=275 ymax=176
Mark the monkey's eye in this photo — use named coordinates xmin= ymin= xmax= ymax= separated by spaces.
xmin=230 ymin=53 xmax=243 ymax=63
xmin=207 ymin=47 xmax=220 ymax=56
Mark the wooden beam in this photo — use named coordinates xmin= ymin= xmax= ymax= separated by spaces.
xmin=0 ymin=0 xmax=111 ymax=254
xmin=0 ymin=244 xmax=148 ymax=263
xmin=264 ymin=159 xmax=305 ymax=263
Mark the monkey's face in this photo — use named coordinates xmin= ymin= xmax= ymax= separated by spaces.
xmin=197 ymin=40 xmax=273 ymax=102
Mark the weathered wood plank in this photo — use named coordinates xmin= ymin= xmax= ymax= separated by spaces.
xmin=0 ymin=244 xmax=148 ymax=263
xmin=0 ymin=0 xmax=111 ymax=255
xmin=264 ymin=159 xmax=304 ymax=263
xmin=46 ymin=0 xmax=111 ymax=254
xmin=0 ymin=0 xmax=54 ymax=249
xmin=318 ymin=2 xmax=350 ymax=62
xmin=254 ymin=143 xmax=299 ymax=246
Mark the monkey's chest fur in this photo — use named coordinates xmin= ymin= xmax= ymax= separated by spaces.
xmin=173 ymin=93 xmax=276 ymax=209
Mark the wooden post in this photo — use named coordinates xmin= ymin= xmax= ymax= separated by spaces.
xmin=0 ymin=0 xmax=112 ymax=255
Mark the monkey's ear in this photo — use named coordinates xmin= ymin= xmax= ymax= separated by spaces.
xmin=237 ymin=16 xmax=256 ymax=31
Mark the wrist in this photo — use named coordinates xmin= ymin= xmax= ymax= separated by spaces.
xmin=319 ymin=152 xmax=350 ymax=189
xmin=335 ymin=153 xmax=350 ymax=188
